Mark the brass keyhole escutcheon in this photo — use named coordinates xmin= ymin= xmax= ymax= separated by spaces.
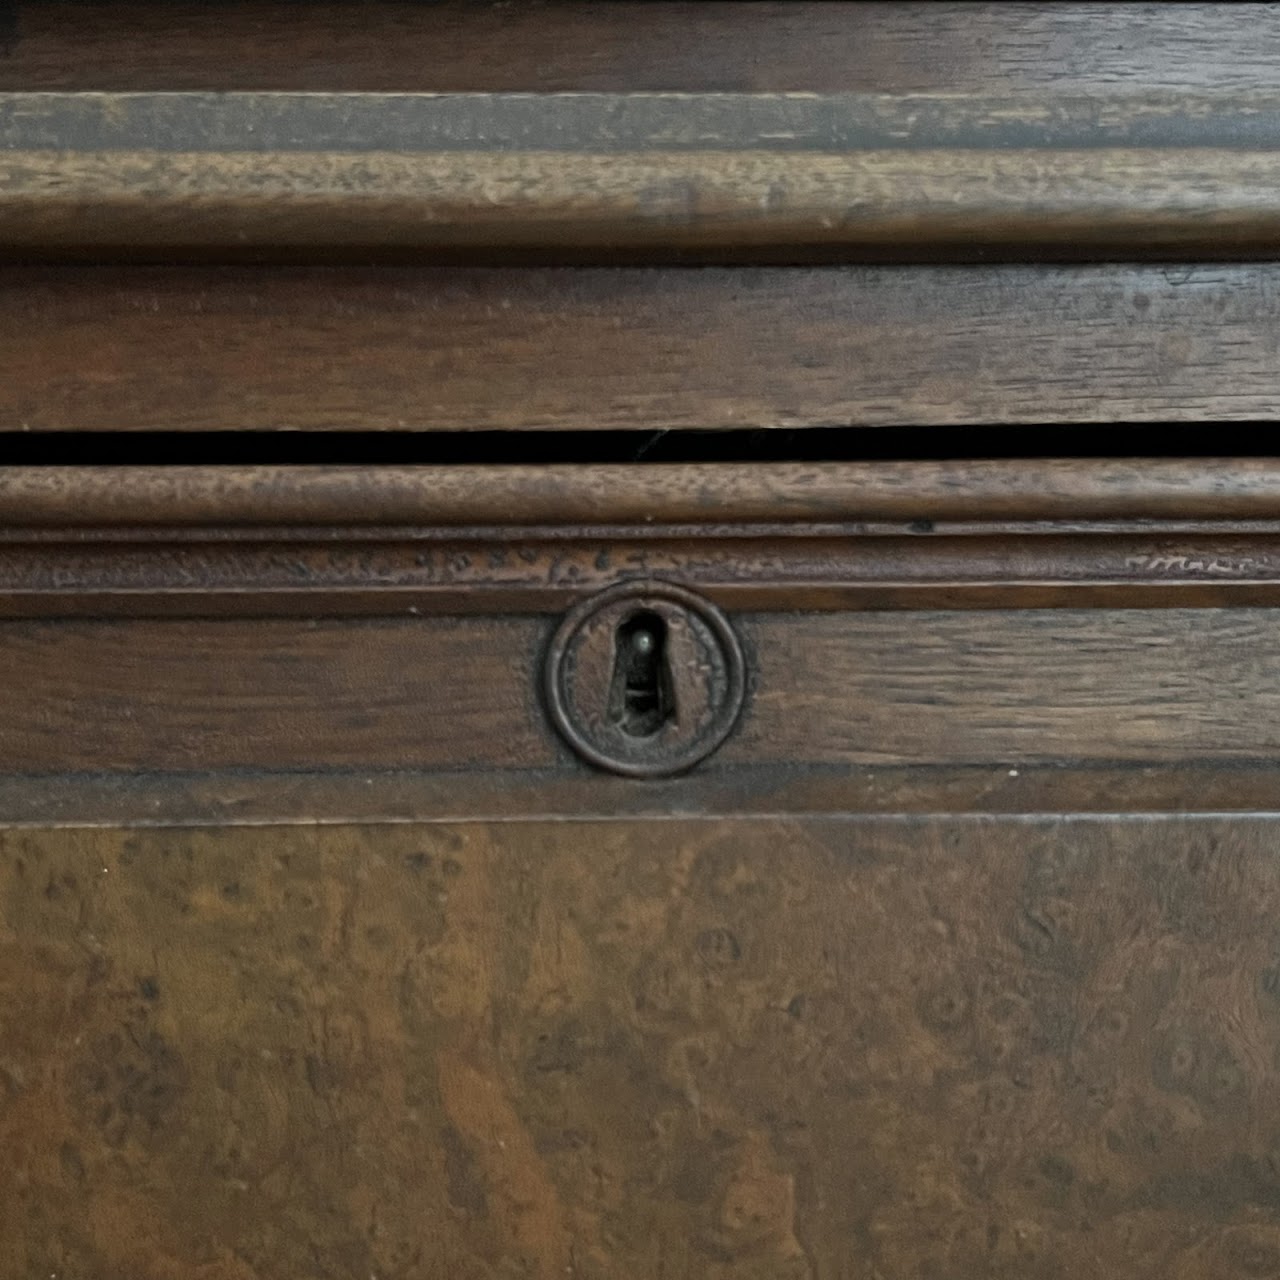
xmin=544 ymin=581 xmax=746 ymax=777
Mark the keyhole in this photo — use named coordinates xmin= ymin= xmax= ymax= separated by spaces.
xmin=610 ymin=610 xmax=675 ymax=737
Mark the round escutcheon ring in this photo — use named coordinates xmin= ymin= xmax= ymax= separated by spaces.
xmin=544 ymin=580 xmax=746 ymax=778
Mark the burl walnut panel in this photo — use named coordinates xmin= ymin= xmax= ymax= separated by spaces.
xmin=4 ymin=818 xmax=1280 ymax=1279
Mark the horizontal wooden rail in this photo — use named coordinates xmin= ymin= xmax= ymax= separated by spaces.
xmin=5 ymin=264 xmax=1279 ymax=432
xmin=4 ymin=3 xmax=1277 ymax=97
xmin=6 ymin=91 xmax=1280 ymax=260
xmin=4 ymin=460 xmax=1280 ymax=617
xmin=6 ymin=460 xmax=1280 ymax=528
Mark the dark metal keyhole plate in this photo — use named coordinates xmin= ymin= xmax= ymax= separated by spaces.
xmin=611 ymin=609 xmax=675 ymax=738
xmin=544 ymin=581 xmax=746 ymax=777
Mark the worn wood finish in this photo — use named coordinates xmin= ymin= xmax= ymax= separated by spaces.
xmin=18 ymin=145 xmax=1280 ymax=264
xmin=8 ymin=763 xmax=1280 ymax=829
xmin=9 ymin=90 xmax=1280 ymax=261
xmin=7 ymin=816 xmax=1280 ymax=1278
xmin=5 ymin=2 xmax=1280 ymax=94
xmin=12 ymin=461 xmax=1280 ymax=528
xmin=3 ymin=609 xmax=1280 ymax=775
xmin=0 ymin=616 xmax=550 ymax=775
xmin=19 ymin=531 xmax=1280 ymax=619
xmin=13 ymin=6 xmax=1280 ymax=1271
xmin=6 ymin=264 xmax=1280 ymax=431
xmin=23 ymin=91 xmax=1280 ymax=154
xmin=13 ymin=460 xmax=1280 ymax=616
xmin=28 ymin=530 xmax=1280 ymax=618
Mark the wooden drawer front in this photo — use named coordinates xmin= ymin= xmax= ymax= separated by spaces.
xmin=1 ymin=460 xmax=1280 ymax=794
xmin=0 ymin=608 xmax=1276 ymax=779
xmin=3 ymin=462 xmax=1280 ymax=1277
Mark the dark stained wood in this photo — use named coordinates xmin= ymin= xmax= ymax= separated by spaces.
xmin=0 ymin=616 xmax=552 ymax=774
xmin=11 ymin=4 xmax=1280 ymax=1272
xmin=11 ymin=459 xmax=1280 ymax=526
xmin=736 ymin=610 xmax=1280 ymax=768
xmin=6 ymin=264 xmax=1280 ymax=431
xmin=5 ymin=2 xmax=1280 ymax=94
xmin=19 ymin=143 xmax=1280 ymax=264
xmin=13 ymin=460 xmax=1280 ymax=616
xmin=15 ymin=529 xmax=1280 ymax=618
xmin=3 ymin=609 xmax=1280 ymax=775
xmin=7 ymin=816 xmax=1280 ymax=1278
xmin=7 ymin=762 xmax=1280 ymax=829
xmin=8 ymin=90 xmax=1280 ymax=262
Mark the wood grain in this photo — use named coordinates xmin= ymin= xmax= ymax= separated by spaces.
xmin=6 ymin=762 xmax=1280 ymax=828
xmin=5 ymin=2 xmax=1280 ymax=94
xmin=7 ymin=816 xmax=1280 ymax=1277
xmin=15 ymin=144 xmax=1280 ymax=264
xmin=11 ymin=522 xmax=1280 ymax=616
xmin=10 ymin=460 xmax=1280 ymax=526
xmin=10 ymin=7 xmax=1280 ymax=1275
xmin=8 ymin=91 xmax=1280 ymax=261
xmin=736 ymin=610 xmax=1280 ymax=768
xmin=6 ymin=264 xmax=1280 ymax=431
xmin=3 ymin=610 xmax=1280 ymax=775
xmin=0 ymin=617 xmax=553 ymax=774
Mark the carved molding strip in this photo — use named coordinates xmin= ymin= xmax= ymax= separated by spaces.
xmin=4 ymin=463 xmax=1280 ymax=616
